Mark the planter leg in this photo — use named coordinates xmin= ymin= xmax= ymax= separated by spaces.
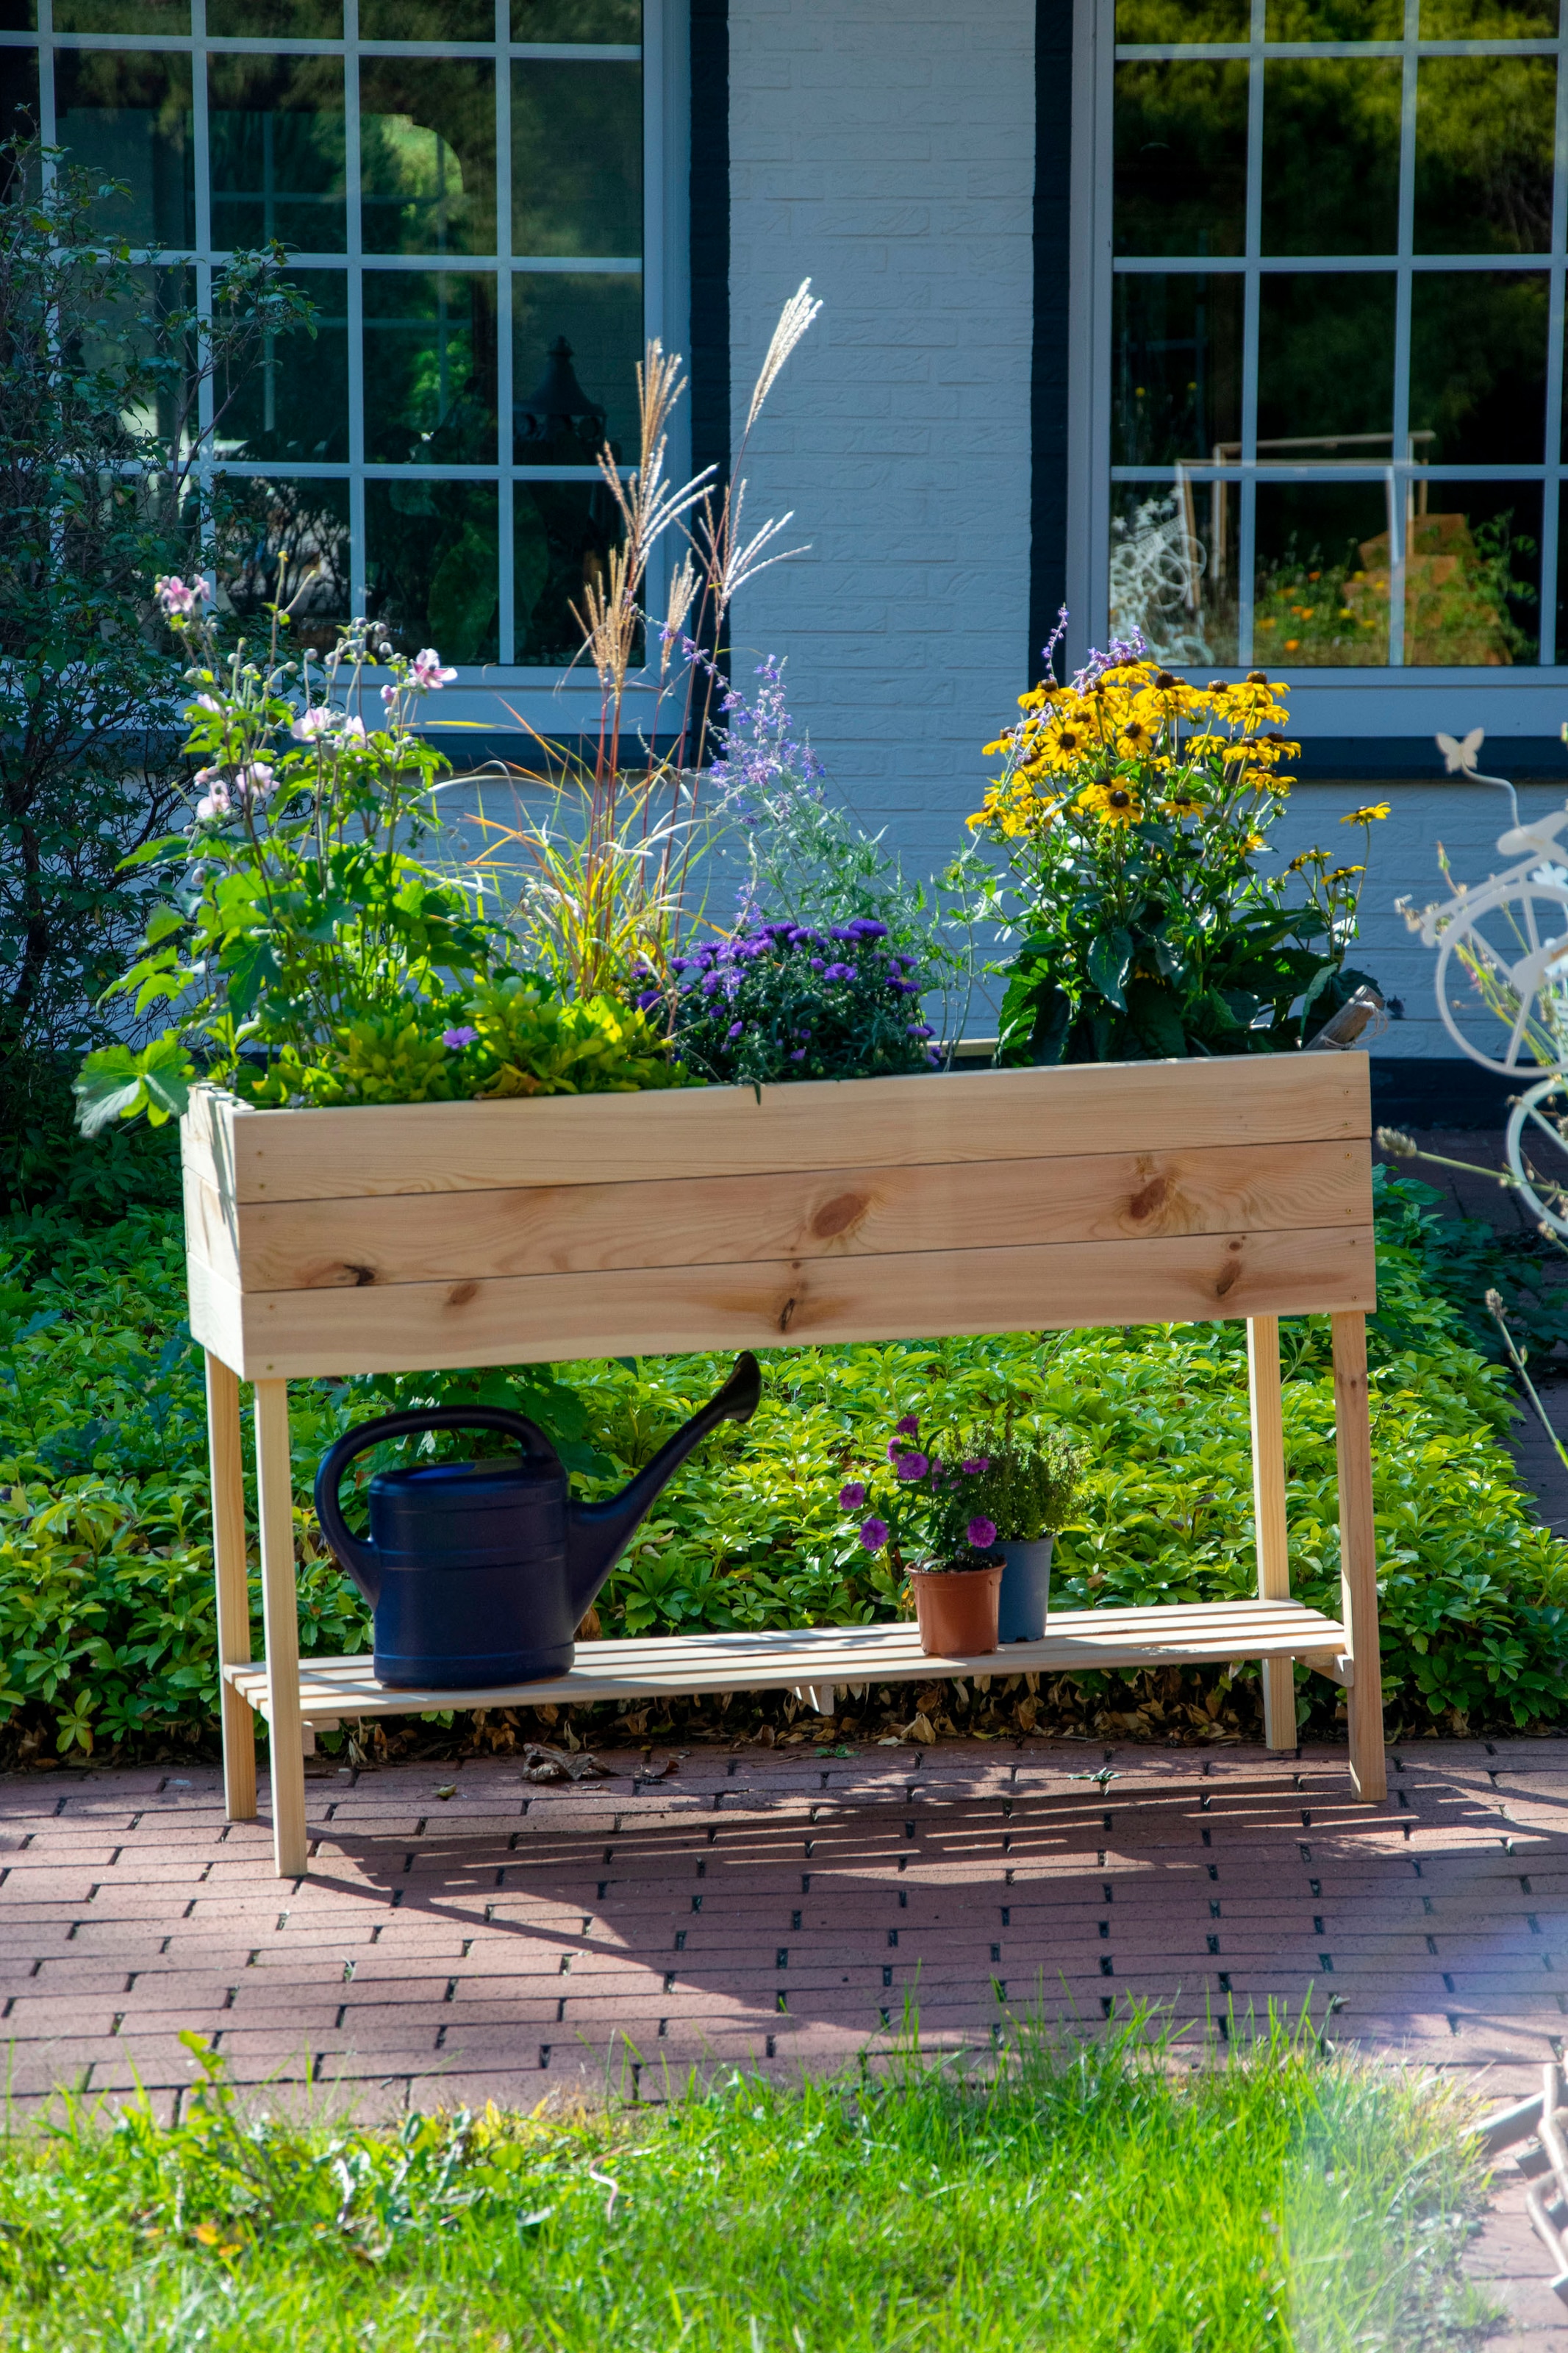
xmin=1247 ymin=1317 xmax=1295 ymax=1752
xmin=255 ymin=1379 xmax=309 ymax=1876
xmin=205 ymin=1352 xmax=256 ymax=1821
xmin=1332 ymin=1311 xmax=1386 ymax=1803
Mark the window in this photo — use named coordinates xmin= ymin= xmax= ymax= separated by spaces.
xmin=0 ymin=0 xmax=668 ymax=680
xmin=1084 ymin=0 xmax=1566 ymax=681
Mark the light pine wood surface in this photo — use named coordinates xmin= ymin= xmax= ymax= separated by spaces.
xmin=185 ymin=1055 xmax=1370 ymax=1207
xmin=204 ymin=1353 xmax=256 ymax=1824
xmin=1247 ymin=1316 xmax=1297 ymax=1752
xmin=1332 ymin=1310 xmax=1387 ymax=1802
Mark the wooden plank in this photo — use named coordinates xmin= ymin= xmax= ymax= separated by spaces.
xmin=220 ymin=1221 xmax=1374 ymax=1379
xmin=254 ymin=1381 xmax=308 ymax=1876
xmin=204 ymin=1352 xmax=257 ymax=1823
xmin=197 ymin=1054 xmax=1370 ymax=1206
xmin=1333 ymin=1310 xmax=1387 ymax=1802
xmin=226 ymin=1600 xmax=1350 ymax=1721
xmin=224 ymin=1138 xmax=1370 ymax=1295
xmin=1247 ymin=1316 xmax=1297 ymax=1752
xmin=185 ymin=1161 xmax=240 ymax=1291
xmin=187 ymin=1252 xmax=247 ymax=1378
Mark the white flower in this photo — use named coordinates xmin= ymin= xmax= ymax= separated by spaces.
xmin=155 ymin=574 xmax=212 ymax=618
xmin=380 ymin=683 xmax=399 ymax=709
xmin=290 ymin=705 xmax=336 ymax=741
xmin=192 ymin=766 xmax=231 ymax=823
xmin=409 ymin=647 xmax=457 ymax=690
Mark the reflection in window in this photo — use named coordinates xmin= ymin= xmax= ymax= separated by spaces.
xmin=55 ymin=51 xmax=194 ymax=247
xmin=216 ymin=269 xmax=350 ymax=464
xmin=209 ymin=57 xmax=348 ymax=255
xmin=218 ymin=479 xmax=352 ymax=657
xmin=368 ymin=480 xmax=500 ymax=665
xmin=360 ymin=62 xmax=495 ymax=257
xmin=1106 ymin=0 xmax=1562 ymax=666
xmin=6 ymin=3 xmax=645 ymax=671
xmin=363 ymin=271 xmax=498 ymax=465
xmin=512 ymin=61 xmax=642 ymax=255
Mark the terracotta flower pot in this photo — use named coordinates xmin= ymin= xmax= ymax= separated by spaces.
xmin=909 ymin=1560 xmax=1002 ymax=1657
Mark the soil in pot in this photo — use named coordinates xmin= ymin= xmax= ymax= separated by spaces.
xmin=909 ymin=1560 xmax=1003 ymax=1657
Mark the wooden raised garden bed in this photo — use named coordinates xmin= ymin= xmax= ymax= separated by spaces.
xmin=183 ymin=1053 xmax=1383 ymax=1876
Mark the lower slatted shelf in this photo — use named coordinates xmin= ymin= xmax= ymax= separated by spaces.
xmin=223 ymin=1598 xmax=1352 ymax=1723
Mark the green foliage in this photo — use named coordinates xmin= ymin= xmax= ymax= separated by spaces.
xmin=1369 ymin=1160 xmax=1568 ymax=1370
xmin=3 ymin=1169 xmax=1567 ymax=1757
xmin=963 ymin=1423 xmax=1085 ymax=1542
xmin=0 ymin=2015 xmax=1495 ymax=2350
xmin=460 ymin=974 xmax=687 ymax=1099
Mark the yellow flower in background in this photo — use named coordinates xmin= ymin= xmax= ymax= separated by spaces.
xmin=1327 ymin=865 xmax=1366 ymax=882
xmin=1342 ymin=802 xmax=1392 ymax=824
xmin=1078 ymin=780 xmax=1142 ymax=828
xmin=1121 ymin=716 xmax=1157 ymax=752
xmin=1161 ymin=784 xmax=1204 ymax=818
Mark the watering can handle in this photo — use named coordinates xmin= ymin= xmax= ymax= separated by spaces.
xmin=312 ymin=1407 xmax=563 ymax=1588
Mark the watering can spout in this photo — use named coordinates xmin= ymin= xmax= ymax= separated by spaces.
xmin=565 ymin=1352 xmax=762 ymax=1621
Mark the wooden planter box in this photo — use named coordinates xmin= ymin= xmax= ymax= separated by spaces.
xmin=182 ymin=1054 xmax=1383 ymax=1875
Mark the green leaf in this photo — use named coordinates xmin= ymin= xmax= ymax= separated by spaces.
xmin=1087 ymin=928 xmax=1134 ymax=1013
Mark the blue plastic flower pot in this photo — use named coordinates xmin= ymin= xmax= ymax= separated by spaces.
xmin=996 ymin=1536 xmax=1053 ymax=1642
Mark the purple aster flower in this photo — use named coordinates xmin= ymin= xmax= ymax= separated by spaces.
xmin=701 ymin=972 xmax=725 ymax=993
xmin=440 ymin=1025 xmax=479 ymax=1049
xmin=962 ymin=1457 xmax=989 ymax=1476
xmin=859 ymin=1517 xmax=889 ymax=1552
xmin=896 ymin=1416 xmax=920 ymax=1436
xmin=809 ymin=957 xmax=826 ymax=971
xmin=839 ymin=1481 xmax=867 ymax=1509
xmin=895 ymin=1451 xmax=929 ymax=1482
xmin=848 ymin=918 xmax=889 ymax=939
xmin=727 ymin=1020 xmax=744 ymax=1038
xmin=634 ymin=988 xmax=662 ymax=1012
xmin=967 ymin=1516 xmax=998 ymax=1549
xmin=824 ymin=962 xmax=857 ymax=983
xmin=908 ymin=1024 xmax=934 ymax=1038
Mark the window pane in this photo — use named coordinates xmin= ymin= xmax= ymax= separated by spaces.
xmin=55 ymin=52 xmax=195 ymax=249
xmin=515 ymin=480 xmax=629 ymax=666
xmin=1113 ymin=63 xmax=1248 ymax=259
xmin=1111 ymin=274 xmax=1242 ymax=467
xmin=216 ymin=269 xmax=349 ymax=463
xmin=1405 ymin=488 xmax=1541 ymax=663
xmin=361 ymin=0 xmax=493 ymax=33
xmin=368 ymin=480 xmax=500 ymax=665
xmin=1115 ymin=0 xmax=1249 ymax=36
xmin=0 ymin=3 xmax=36 ymax=29
xmin=1261 ymin=63 xmax=1400 ymax=256
xmin=363 ymin=270 xmax=498 ymax=463
xmin=209 ymin=0 xmax=343 ymax=32
xmin=1421 ymin=0 xmax=1556 ymax=34
xmin=512 ymin=62 xmax=642 ymax=256
xmin=513 ymin=271 xmax=642 ymax=460
xmin=210 ymin=57 xmax=348 ymax=256
xmin=1256 ymin=482 xmax=1541 ymax=664
xmin=1257 ymin=274 xmax=1395 ymax=444
xmin=54 ymin=0 xmax=188 ymax=31
xmin=217 ymin=479 xmax=352 ymax=658
xmin=1414 ymin=57 xmax=1555 ymax=254
xmin=1409 ymin=271 xmax=1548 ymax=466
xmin=1265 ymin=0 xmax=1402 ymax=35
xmin=82 ymin=263 xmax=198 ymax=451
xmin=513 ymin=0 xmax=642 ymax=35
xmin=1255 ymin=484 xmax=1392 ymax=666
xmin=1108 ymin=484 xmax=1239 ymax=668
xmin=0 ymin=46 xmax=39 ymax=137
xmin=361 ymin=61 xmax=495 ymax=257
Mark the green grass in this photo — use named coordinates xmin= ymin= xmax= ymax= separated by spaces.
xmin=0 ymin=2014 xmax=1497 ymax=2352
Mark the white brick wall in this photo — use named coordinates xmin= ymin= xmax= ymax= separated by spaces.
xmin=725 ymin=0 xmax=1037 ymax=865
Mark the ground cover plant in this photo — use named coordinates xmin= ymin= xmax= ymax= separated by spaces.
xmin=3 ymin=1165 xmax=1567 ymax=1762
xmin=0 ymin=2013 xmax=1497 ymax=2352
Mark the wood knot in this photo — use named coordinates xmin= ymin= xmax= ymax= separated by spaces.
xmin=1213 ymin=1239 xmax=1245 ymax=1299
xmin=1126 ymin=1171 xmax=1174 ymax=1224
xmin=446 ymin=1281 xmax=479 ymax=1309
xmin=343 ymin=1263 xmax=376 ymax=1288
xmin=811 ymin=1190 xmax=868 ymax=1241
xmin=778 ymin=1294 xmax=798 ymax=1334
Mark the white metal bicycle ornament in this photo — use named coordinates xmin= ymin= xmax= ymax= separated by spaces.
xmin=1417 ymin=728 xmax=1568 ymax=1238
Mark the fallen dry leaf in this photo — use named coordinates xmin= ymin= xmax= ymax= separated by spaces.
xmin=520 ymin=1742 xmax=619 ymax=1785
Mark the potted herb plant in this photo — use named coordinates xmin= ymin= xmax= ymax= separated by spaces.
xmin=959 ymin=1424 xmax=1084 ymax=1641
xmin=839 ymin=1415 xmax=1006 ymax=1656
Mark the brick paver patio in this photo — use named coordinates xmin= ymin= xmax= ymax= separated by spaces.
xmin=4 ymin=1733 xmax=1568 ymax=2335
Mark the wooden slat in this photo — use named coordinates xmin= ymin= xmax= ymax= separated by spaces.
xmin=254 ymin=1381 xmax=308 ymax=1877
xmin=210 ymin=1221 xmax=1374 ymax=1379
xmin=221 ymin=1138 xmax=1370 ymax=1295
xmin=204 ymin=1352 xmax=256 ymax=1823
xmin=196 ymin=1055 xmax=1370 ymax=1207
xmin=1247 ymin=1315 xmax=1297 ymax=1750
xmin=1333 ymin=1310 xmax=1387 ymax=1802
xmin=224 ymin=1599 xmax=1350 ymax=1722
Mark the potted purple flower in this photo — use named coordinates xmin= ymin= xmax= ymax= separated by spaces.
xmin=839 ymin=1415 xmax=1005 ymax=1656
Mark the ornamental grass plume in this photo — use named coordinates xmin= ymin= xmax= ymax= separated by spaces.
xmin=969 ymin=642 xmax=1389 ymax=1065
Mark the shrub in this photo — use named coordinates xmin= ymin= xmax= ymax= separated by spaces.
xmin=3 ymin=1170 xmax=1567 ymax=1758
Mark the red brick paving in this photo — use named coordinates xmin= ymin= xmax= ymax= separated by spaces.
xmin=5 ymin=1734 xmax=1568 ymax=2332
